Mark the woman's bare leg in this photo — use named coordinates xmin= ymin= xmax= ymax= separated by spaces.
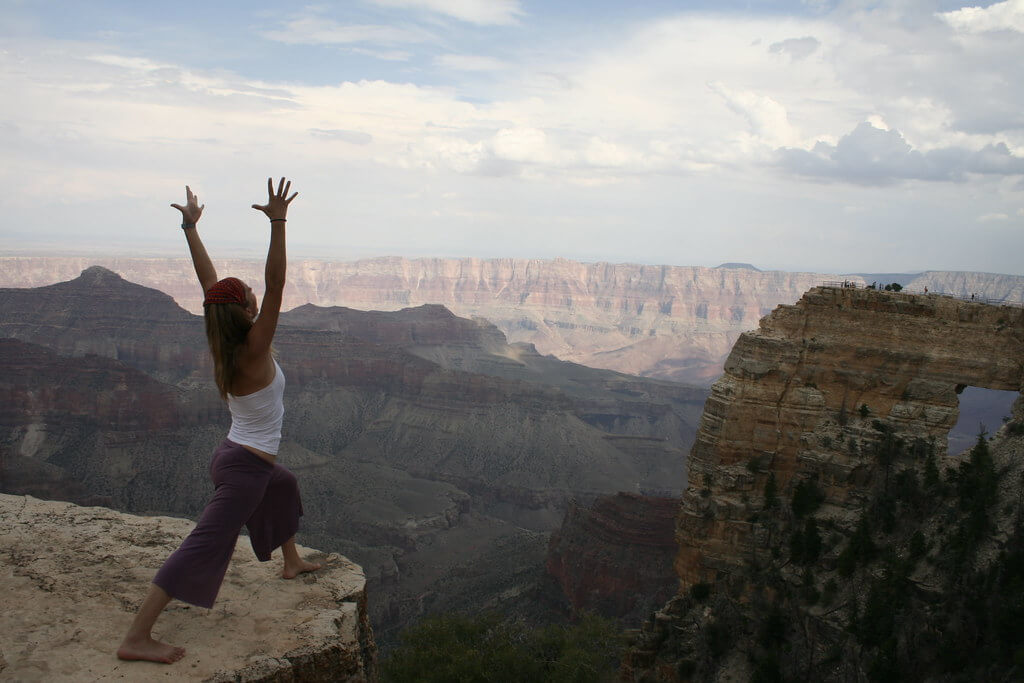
xmin=281 ymin=537 xmax=322 ymax=579
xmin=116 ymin=584 xmax=185 ymax=663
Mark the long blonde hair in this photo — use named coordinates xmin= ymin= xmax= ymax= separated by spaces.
xmin=204 ymin=302 xmax=253 ymax=400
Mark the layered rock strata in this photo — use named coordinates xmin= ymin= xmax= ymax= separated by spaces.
xmin=676 ymin=286 xmax=1024 ymax=589
xmin=0 ymin=493 xmax=376 ymax=682
xmin=0 ymin=256 xmax=867 ymax=384
xmin=546 ymin=493 xmax=679 ymax=623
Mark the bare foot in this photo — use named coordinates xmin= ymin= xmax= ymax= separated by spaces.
xmin=117 ymin=635 xmax=186 ymax=663
xmin=283 ymin=558 xmax=322 ymax=579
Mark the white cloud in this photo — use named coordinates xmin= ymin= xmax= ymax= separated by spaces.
xmin=263 ymin=18 xmax=432 ymax=46
xmin=351 ymin=47 xmax=414 ymax=61
xmin=940 ymin=0 xmax=1024 ymax=34
xmin=708 ymin=81 xmax=801 ymax=149
xmin=491 ymin=127 xmax=557 ymax=164
xmin=977 ymin=212 xmax=1009 ymax=222
xmin=369 ymin=0 xmax=524 ymax=26
xmin=309 ymin=129 xmax=373 ymax=144
xmin=777 ymin=122 xmax=1024 ymax=185
xmin=768 ymin=36 xmax=821 ymax=60
xmin=5 ymin=2 xmax=1024 ymax=274
xmin=435 ymin=54 xmax=508 ymax=72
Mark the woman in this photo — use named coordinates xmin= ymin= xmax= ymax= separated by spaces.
xmin=117 ymin=178 xmax=320 ymax=664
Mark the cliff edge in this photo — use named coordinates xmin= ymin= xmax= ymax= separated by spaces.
xmin=0 ymin=494 xmax=376 ymax=682
xmin=677 ymin=285 xmax=1023 ymax=587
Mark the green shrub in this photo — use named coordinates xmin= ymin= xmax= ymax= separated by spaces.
xmin=764 ymin=472 xmax=779 ymax=510
xmin=791 ymin=479 xmax=825 ymax=518
xmin=381 ymin=612 xmax=622 ymax=683
xmin=705 ymin=621 xmax=733 ymax=660
xmin=690 ymin=582 xmax=712 ymax=602
xmin=790 ymin=518 xmax=823 ymax=565
xmin=838 ymin=516 xmax=876 ymax=576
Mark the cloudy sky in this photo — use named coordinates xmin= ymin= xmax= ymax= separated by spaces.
xmin=2 ymin=0 xmax=1023 ymax=274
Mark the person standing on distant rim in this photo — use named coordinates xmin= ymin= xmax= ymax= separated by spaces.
xmin=117 ymin=178 xmax=321 ymax=664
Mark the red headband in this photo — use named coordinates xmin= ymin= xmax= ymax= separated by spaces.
xmin=204 ymin=277 xmax=246 ymax=306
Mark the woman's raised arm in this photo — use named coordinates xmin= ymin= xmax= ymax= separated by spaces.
xmin=172 ymin=186 xmax=218 ymax=293
xmin=245 ymin=177 xmax=297 ymax=357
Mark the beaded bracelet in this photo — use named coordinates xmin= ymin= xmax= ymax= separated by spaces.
xmin=181 ymin=222 xmax=196 ymax=230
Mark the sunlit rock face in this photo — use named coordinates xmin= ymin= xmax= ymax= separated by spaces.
xmin=675 ymin=286 xmax=1024 ymax=589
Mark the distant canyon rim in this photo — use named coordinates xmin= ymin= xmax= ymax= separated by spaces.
xmin=4 ymin=256 xmax=1021 ymax=387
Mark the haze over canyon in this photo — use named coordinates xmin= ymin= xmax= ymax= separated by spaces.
xmin=5 ymin=256 xmax=1023 ymax=387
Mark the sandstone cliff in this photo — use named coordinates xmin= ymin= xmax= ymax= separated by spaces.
xmin=626 ymin=286 xmax=1024 ymax=681
xmin=676 ymin=286 xmax=1024 ymax=588
xmin=0 ymin=493 xmax=376 ymax=681
xmin=0 ymin=256 xmax=876 ymax=385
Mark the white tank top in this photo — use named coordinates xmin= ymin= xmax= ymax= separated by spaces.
xmin=227 ymin=358 xmax=285 ymax=455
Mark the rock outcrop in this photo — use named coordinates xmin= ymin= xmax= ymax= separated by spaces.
xmin=0 ymin=493 xmax=376 ymax=681
xmin=676 ymin=286 xmax=1024 ymax=588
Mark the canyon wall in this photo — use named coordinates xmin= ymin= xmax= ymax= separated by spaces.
xmin=0 ymin=256 xmax=871 ymax=385
xmin=677 ymin=286 xmax=1024 ymax=588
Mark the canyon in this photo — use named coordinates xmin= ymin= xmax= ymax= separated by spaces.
xmin=0 ymin=266 xmax=706 ymax=646
xmin=0 ymin=256 xmax=874 ymax=386
xmin=626 ymin=286 xmax=1024 ymax=681
xmin=4 ymin=257 xmax=1021 ymax=388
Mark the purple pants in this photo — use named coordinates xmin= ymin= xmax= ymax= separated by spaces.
xmin=152 ymin=439 xmax=304 ymax=608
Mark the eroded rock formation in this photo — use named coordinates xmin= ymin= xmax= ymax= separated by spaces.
xmin=676 ymin=286 xmax=1024 ymax=589
xmin=0 ymin=493 xmax=376 ymax=681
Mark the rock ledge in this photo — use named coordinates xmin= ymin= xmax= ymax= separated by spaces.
xmin=0 ymin=494 xmax=376 ymax=682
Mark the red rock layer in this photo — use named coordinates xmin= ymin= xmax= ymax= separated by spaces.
xmin=547 ymin=493 xmax=680 ymax=621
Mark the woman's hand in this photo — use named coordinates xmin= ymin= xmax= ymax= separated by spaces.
xmin=171 ymin=186 xmax=204 ymax=225
xmin=251 ymin=177 xmax=298 ymax=222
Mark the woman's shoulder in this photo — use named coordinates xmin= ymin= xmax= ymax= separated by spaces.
xmin=232 ymin=350 xmax=277 ymax=396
